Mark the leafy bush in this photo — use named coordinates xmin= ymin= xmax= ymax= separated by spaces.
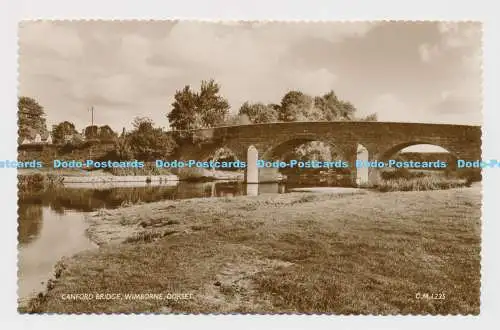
xmin=18 ymin=173 xmax=63 ymax=192
xmin=378 ymin=176 xmax=468 ymax=192
xmin=127 ymin=118 xmax=178 ymax=161
xmin=108 ymin=162 xmax=173 ymax=176
xmin=379 ymin=168 xmax=427 ymax=180
xmin=454 ymin=168 xmax=482 ymax=183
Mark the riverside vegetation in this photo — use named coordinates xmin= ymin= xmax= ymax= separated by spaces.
xmin=22 ymin=183 xmax=481 ymax=314
xmin=375 ymin=168 xmax=477 ymax=192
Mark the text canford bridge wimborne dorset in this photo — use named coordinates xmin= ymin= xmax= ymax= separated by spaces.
xmin=170 ymin=121 xmax=482 ymax=185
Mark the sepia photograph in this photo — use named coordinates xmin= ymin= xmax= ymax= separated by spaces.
xmin=16 ymin=20 xmax=482 ymax=314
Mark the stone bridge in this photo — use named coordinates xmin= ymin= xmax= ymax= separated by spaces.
xmin=170 ymin=122 xmax=482 ymax=185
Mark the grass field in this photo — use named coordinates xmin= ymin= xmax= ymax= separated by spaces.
xmin=22 ymin=186 xmax=481 ymax=314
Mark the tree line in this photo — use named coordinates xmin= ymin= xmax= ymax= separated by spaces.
xmin=168 ymin=79 xmax=377 ymax=131
xmin=18 ymin=96 xmax=117 ymax=144
xmin=18 ymin=79 xmax=377 ymax=161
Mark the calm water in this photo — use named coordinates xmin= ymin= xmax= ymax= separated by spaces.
xmin=18 ymin=177 xmax=352 ymax=300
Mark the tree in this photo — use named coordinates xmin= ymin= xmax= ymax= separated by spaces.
xmin=238 ymin=102 xmax=279 ymax=124
xmin=132 ymin=117 xmax=154 ymax=131
xmin=51 ymin=121 xmax=78 ymax=144
xmin=98 ymin=125 xmax=118 ymax=141
xmin=276 ymin=89 xmax=375 ymax=164
xmin=313 ymin=91 xmax=357 ymax=121
xmin=223 ymin=113 xmax=252 ymax=126
xmin=360 ymin=113 xmax=378 ymax=121
xmin=71 ymin=133 xmax=85 ymax=145
xmin=278 ymin=91 xmax=319 ymax=122
xmin=314 ymin=91 xmax=339 ymax=120
xmin=167 ymin=79 xmax=230 ymax=130
xmin=338 ymin=100 xmax=356 ymax=120
xmin=197 ymin=79 xmax=230 ymax=127
xmin=283 ymin=141 xmax=333 ymax=163
xmin=84 ymin=125 xmax=99 ymax=140
xmin=18 ymin=96 xmax=48 ymax=142
xmin=167 ymin=86 xmax=199 ymax=131
xmin=127 ymin=117 xmax=177 ymax=161
xmin=112 ymin=137 xmax=133 ymax=161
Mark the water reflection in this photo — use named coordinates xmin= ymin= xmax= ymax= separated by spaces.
xmin=19 ymin=181 xmax=278 ymax=217
xmin=16 ymin=181 xmax=260 ymax=247
xmin=18 ymin=207 xmax=97 ymax=300
xmin=18 ymin=203 xmax=43 ymax=245
xmin=18 ymin=178 xmax=352 ymax=245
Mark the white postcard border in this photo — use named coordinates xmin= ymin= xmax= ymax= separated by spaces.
xmin=1 ymin=0 xmax=498 ymax=329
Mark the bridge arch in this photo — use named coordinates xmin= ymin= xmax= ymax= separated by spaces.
xmin=378 ymin=141 xmax=460 ymax=162
xmin=367 ymin=141 xmax=465 ymax=186
xmin=181 ymin=143 xmax=246 ymax=164
xmin=201 ymin=146 xmax=239 ymax=163
xmin=260 ymin=136 xmax=346 ymax=161
xmin=257 ymin=136 xmax=354 ymax=185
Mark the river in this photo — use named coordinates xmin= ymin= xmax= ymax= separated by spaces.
xmin=17 ymin=177 xmax=353 ymax=302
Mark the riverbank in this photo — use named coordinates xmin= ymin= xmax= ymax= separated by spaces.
xmin=21 ymin=186 xmax=481 ymax=314
xmin=17 ymin=168 xmax=249 ymax=187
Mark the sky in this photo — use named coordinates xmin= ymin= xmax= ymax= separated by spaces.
xmin=18 ymin=20 xmax=482 ymax=136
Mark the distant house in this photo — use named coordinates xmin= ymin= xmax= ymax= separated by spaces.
xmin=21 ymin=132 xmax=52 ymax=145
xmin=63 ymin=132 xmax=84 ymax=144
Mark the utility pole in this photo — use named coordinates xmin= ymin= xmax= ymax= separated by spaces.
xmin=89 ymin=106 xmax=94 ymax=126
xmin=88 ymin=106 xmax=94 ymax=161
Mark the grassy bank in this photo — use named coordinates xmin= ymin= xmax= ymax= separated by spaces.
xmin=18 ymin=166 xmax=240 ymax=183
xmin=17 ymin=173 xmax=64 ymax=192
xmin=18 ymin=168 xmax=109 ymax=179
xmin=22 ymin=186 xmax=481 ymax=314
xmin=377 ymin=176 xmax=468 ymax=192
xmin=107 ymin=162 xmax=173 ymax=176
xmin=376 ymin=169 xmax=474 ymax=192
xmin=175 ymin=167 xmax=244 ymax=181
xmin=17 ymin=163 xmax=173 ymax=177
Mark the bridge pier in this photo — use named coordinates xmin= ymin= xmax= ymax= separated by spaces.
xmin=351 ymin=144 xmax=381 ymax=187
xmin=245 ymin=145 xmax=286 ymax=184
xmin=246 ymin=145 xmax=259 ymax=184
